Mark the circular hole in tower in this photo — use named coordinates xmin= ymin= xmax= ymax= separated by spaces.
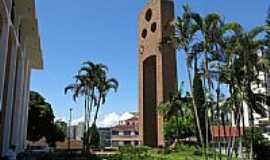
xmin=151 ymin=22 xmax=157 ymax=32
xmin=145 ymin=9 xmax=152 ymax=22
xmin=141 ymin=29 xmax=148 ymax=39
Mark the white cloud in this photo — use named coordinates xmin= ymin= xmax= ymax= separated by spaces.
xmin=69 ymin=112 xmax=135 ymax=127
xmin=97 ymin=112 xmax=121 ymax=128
xmin=54 ymin=116 xmax=67 ymax=122
xmin=71 ymin=116 xmax=85 ymax=126
xmin=119 ymin=112 xmax=134 ymax=121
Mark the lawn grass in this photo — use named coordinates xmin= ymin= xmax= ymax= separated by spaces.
xmin=113 ymin=144 xmax=238 ymax=160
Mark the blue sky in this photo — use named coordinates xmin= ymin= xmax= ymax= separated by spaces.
xmin=31 ymin=0 xmax=269 ymax=121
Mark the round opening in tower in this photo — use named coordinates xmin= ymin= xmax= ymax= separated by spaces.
xmin=145 ymin=9 xmax=152 ymax=22
xmin=151 ymin=22 xmax=157 ymax=32
xmin=141 ymin=29 xmax=148 ymax=39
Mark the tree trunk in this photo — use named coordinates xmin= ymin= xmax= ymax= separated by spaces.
xmin=249 ymin=106 xmax=254 ymax=160
xmin=238 ymin=102 xmax=245 ymax=159
xmin=176 ymin=116 xmax=181 ymax=140
xmin=216 ymin=73 xmax=222 ymax=160
xmin=86 ymin=89 xmax=94 ymax=153
xmin=89 ymin=93 xmax=102 ymax=146
xmin=83 ymin=96 xmax=88 ymax=153
xmin=221 ymin=112 xmax=227 ymax=157
xmin=86 ymin=94 xmax=90 ymax=153
xmin=185 ymin=52 xmax=204 ymax=147
xmin=205 ymin=107 xmax=209 ymax=160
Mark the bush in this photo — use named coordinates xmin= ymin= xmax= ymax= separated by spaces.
xmin=244 ymin=128 xmax=270 ymax=160
xmin=193 ymin=146 xmax=202 ymax=156
xmin=118 ymin=145 xmax=159 ymax=160
xmin=101 ymin=154 xmax=122 ymax=160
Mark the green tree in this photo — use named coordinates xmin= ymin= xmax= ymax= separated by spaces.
xmin=47 ymin=121 xmax=66 ymax=147
xmin=193 ymin=73 xmax=206 ymax=145
xmin=88 ymin=124 xmax=100 ymax=148
xmin=158 ymin=83 xmax=195 ymax=144
xmin=27 ymin=91 xmax=55 ymax=142
xmin=27 ymin=91 xmax=65 ymax=147
xmin=172 ymin=4 xmax=204 ymax=147
xmin=243 ymin=128 xmax=270 ymax=160
xmin=65 ymin=73 xmax=93 ymax=152
xmin=65 ymin=61 xmax=118 ymax=152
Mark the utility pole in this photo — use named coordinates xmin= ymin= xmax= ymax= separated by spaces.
xmin=68 ymin=108 xmax=73 ymax=154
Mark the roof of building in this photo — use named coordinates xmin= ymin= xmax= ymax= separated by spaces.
xmin=16 ymin=0 xmax=43 ymax=69
xmin=211 ymin=126 xmax=244 ymax=138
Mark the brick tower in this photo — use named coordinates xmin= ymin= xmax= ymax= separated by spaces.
xmin=138 ymin=0 xmax=177 ymax=147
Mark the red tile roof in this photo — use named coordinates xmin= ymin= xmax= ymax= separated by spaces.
xmin=211 ymin=126 xmax=244 ymax=138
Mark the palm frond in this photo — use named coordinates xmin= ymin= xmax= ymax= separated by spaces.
xmin=221 ymin=22 xmax=243 ymax=35
xmin=248 ymin=25 xmax=267 ymax=39
xmin=64 ymin=84 xmax=76 ymax=94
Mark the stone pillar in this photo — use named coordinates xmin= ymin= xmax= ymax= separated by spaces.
xmin=0 ymin=18 xmax=10 ymax=114
xmin=11 ymin=50 xmax=25 ymax=153
xmin=0 ymin=8 xmax=10 ymax=155
xmin=1 ymin=33 xmax=18 ymax=154
xmin=20 ymin=59 xmax=31 ymax=150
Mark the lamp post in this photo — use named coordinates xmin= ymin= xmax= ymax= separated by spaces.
xmin=68 ymin=108 xmax=72 ymax=154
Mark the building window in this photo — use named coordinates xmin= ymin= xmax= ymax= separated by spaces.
xmin=119 ymin=131 xmax=124 ymax=136
xmin=124 ymin=131 xmax=131 ymax=136
xmin=134 ymin=141 xmax=139 ymax=146
xmin=112 ymin=131 xmax=119 ymax=135
xmin=124 ymin=141 xmax=131 ymax=145
xmin=135 ymin=131 xmax=139 ymax=135
xmin=112 ymin=141 xmax=118 ymax=146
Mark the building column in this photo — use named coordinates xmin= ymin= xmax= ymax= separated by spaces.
xmin=0 ymin=21 xmax=10 ymax=114
xmin=1 ymin=36 xmax=18 ymax=155
xmin=20 ymin=59 xmax=31 ymax=150
xmin=0 ymin=10 xmax=10 ymax=154
xmin=11 ymin=51 xmax=25 ymax=153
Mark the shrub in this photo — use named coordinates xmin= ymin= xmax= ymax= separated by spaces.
xmin=193 ymin=146 xmax=202 ymax=156
xmin=119 ymin=145 xmax=152 ymax=160
xmin=244 ymin=128 xmax=270 ymax=160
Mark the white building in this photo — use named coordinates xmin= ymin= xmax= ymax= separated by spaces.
xmin=0 ymin=0 xmax=43 ymax=155
xmin=67 ymin=122 xmax=85 ymax=141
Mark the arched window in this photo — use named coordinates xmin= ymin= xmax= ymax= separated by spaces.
xmin=145 ymin=9 xmax=152 ymax=22
xmin=141 ymin=29 xmax=147 ymax=39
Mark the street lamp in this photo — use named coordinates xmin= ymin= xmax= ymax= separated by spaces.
xmin=68 ymin=108 xmax=73 ymax=153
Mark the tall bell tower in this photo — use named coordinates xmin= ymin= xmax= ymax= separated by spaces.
xmin=138 ymin=0 xmax=177 ymax=147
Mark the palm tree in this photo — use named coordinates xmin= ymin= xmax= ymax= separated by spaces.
xmin=65 ymin=73 xmax=92 ymax=152
xmin=238 ymin=26 xmax=270 ymax=159
xmin=65 ymin=61 xmax=117 ymax=153
xmin=89 ymin=76 xmax=118 ymax=144
xmin=93 ymin=77 xmax=119 ymax=126
xmin=172 ymin=4 xmax=204 ymax=147
xmin=79 ymin=62 xmax=115 ymax=152
xmin=220 ymin=24 xmax=270 ymax=159
xmin=79 ymin=61 xmax=108 ymax=125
